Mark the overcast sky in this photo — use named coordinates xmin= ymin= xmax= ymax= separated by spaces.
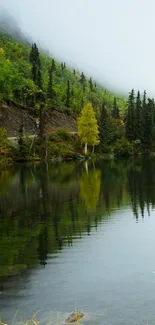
xmin=1 ymin=0 xmax=155 ymax=96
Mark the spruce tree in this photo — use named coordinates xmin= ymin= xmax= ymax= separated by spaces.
xmin=141 ymin=90 xmax=147 ymax=146
xmin=99 ymin=102 xmax=111 ymax=151
xmin=47 ymin=66 xmax=55 ymax=103
xmin=112 ymin=97 xmax=119 ymax=119
xmin=135 ymin=91 xmax=142 ymax=140
xmin=29 ymin=43 xmax=43 ymax=104
xmin=80 ymin=72 xmax=86 ymax=92
xmin=51 ymin=58 xmax=56 ymax=72
xmin=29 ymin=43 xmax=41 ymax=85
xmin=126 ymin=89 xmax=135 ymax=141
xmin=89 ymin=77 xmax=93 ymax=91
xmin=144 ymin=98 xmax=154 ymax=149
xmin=37 ymin=69 xmax=42 ymax=90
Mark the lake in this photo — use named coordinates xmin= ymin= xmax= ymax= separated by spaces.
xmin=0 ymin=158 xmax=155 ymax=325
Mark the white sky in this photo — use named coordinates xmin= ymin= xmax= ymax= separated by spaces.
xmin=1 ymin=0 xmax=155 ymax=96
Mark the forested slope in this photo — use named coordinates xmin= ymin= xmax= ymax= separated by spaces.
xmin=0 ymin=26 xmax=126 ymax=116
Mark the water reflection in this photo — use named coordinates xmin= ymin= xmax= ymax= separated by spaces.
xmin=80 ymin=168 xmax=101 ymax=212
xmin=0 ymin=157 xmax=155 ymax=284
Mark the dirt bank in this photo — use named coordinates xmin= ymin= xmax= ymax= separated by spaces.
xmin=0 ymin=103 xmax=77 ymax=137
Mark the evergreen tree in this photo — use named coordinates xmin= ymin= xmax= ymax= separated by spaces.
xmin=29 ymin=43 xmax=41 ymax=85
xmin=80 ymin=72 xmax=86 ymax=92
xmin=112 ymin=97 xmax=119 ymax=119
xmin=29 ymin=43 xmax=43 ymax=104
xmin=61 ymin=62 xmax=64 ymax=71
xmin=135 ymin=91 xmax=142 ymax=140
xmin=144 ymin=98 xmax=154 ymax=149
xmin=18 ymin=123 xmax=26 ymax=158
xmin=77 ymin=103 xmax=99 ymax=154
xmin=126 ymin=89 xmax=135 ymax=141
xmin=37 ymin=69 xmax=42 ymax=89
xmin=47 ymin=66 xmax=55 ymax=103
xmin=89 ymin=77 xmax=93 ymax=91
xmin=141 ymin=90 xmax=147 ymax=145
xmin=73 ymin=69 xmax=76 ymax=75
xmin=66 ymin=80 xmax=71 ymax=108
xmin=51 ymin=58 xmax=56 ymax=72
xmin=99 ymin=102 xmax=111 ymax=151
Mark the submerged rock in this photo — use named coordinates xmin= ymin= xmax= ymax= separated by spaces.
xmin=65 ymin=311 xmax=84 ymax=323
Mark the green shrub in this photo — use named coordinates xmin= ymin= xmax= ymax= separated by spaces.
xmin=47 ymin=142 xmax=60 ymax=156
xmin=55 ymin=127 xmax=71 ymax=141
xmin=113 ymin=138 xmax=132 ymax=157
xmin=47 ymin=140 xmax=76 ymax=158
xmin=48 ymin=131 xmax=61 ymax=142
xmin=0 ymin=128 xmax=10 ymax=149
xmin=99 ymin=144 xmax=114 ymax=154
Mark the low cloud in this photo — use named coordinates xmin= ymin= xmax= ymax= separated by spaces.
xmin=0 ymin=0 xmax=155 ymax=96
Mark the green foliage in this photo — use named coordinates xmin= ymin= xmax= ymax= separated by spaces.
xmin=80 ymin=169 xmax=101 ymax=211
xmin=0 ymin=47 xmax=4 ymax=58
xmin=112 ymin=97 xmax=120 ymax=119
xmin=0 ymin=128 xmax=12 ymax=160
xmin=54 ymin=127 xmax=72 ymax=141
xmin=0 ymin=30 xmax=126 ymax=114
xmin=0 ymin=128 xmax=9 ymax=148
xmin=125 ymin=89 xmax=155 ymax=151
xmin=113 ymin=138 xmax=133 ymax=157
xmin=16 ymin=126 xmax=37 ymax=161
xmin=47 ymin=138 xmax=76 ymax=158
xmin=99 ymin=102 xmax=111 ymax=150
xmin=0 ymin=128 xmax=13 ymax=165
xmin=4 ymin=28 xmax=155 ymax=157
xmin=29 ymin=43 xmax=41 ymax=85
xmin=66 ymin=80 xmax=71 ymax=108
xmin=89 ymin=77 xmax=93 ymax=92
xmin=36 ymin=128 xmax=78 ymax=159
xmin=126 ymin=89 xmax=135 ymax=141
xmin=47 ymin=65 xmax=56 ymax=106
xmin=77 ymin=103 xmax=99 ymax=153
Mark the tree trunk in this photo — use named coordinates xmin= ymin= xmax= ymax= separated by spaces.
xmin=84 ymin=143 xmax=87 ymax=155
xmin=92 ymin=145 xmax=94 ymax=154
xmin=39 ymin=104 xmax=45 ymax=140
xmin=85 ymin=161 xmax=88 ymax=173
xmin=45 ymin=136 xmax=48 ymax=160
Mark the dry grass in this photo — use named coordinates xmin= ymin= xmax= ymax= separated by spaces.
xmin=0 ymin=311 xmax=49 ymax=325
xmin=0 ymin=308 xmax=84 ymax=325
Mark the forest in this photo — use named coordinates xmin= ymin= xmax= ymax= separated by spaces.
xmin=0 ymin=28 xmax=126 ymax=114
xmin=0 ymin=26 xmax=155 ymax=160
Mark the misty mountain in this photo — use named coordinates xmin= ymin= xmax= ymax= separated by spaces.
xmin=0 ymin=8 xmax=31 ymax=44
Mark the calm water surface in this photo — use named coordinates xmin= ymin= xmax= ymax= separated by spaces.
xmin=0 ymin=158 xmax=155 ymax=325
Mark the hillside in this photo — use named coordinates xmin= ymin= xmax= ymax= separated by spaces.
xmin=1 ymin=18 xmax=155 ymax=159
xmin=0 ymin=102 xmax=76 ymax=137
xmin=0 ymin=23 xmax=126 ymax=121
